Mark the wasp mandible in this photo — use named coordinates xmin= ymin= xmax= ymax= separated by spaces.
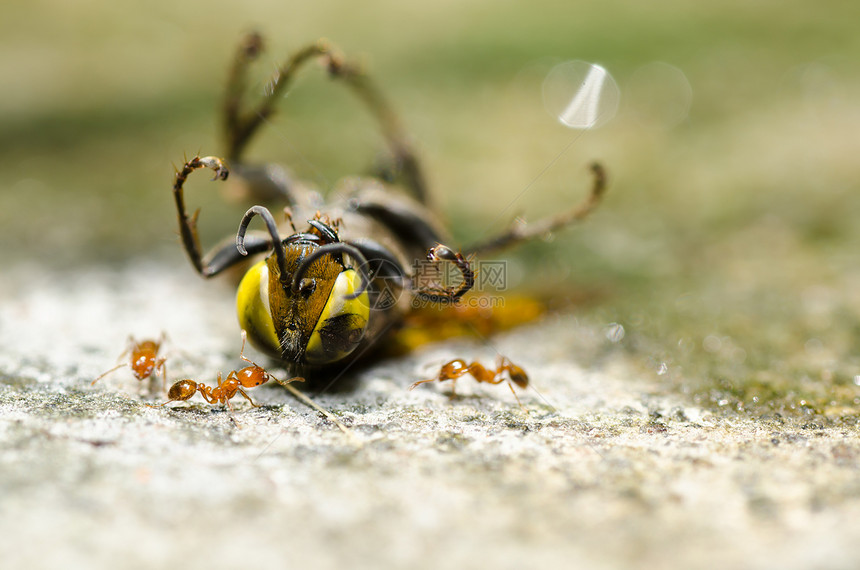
xmin=172 ymin=33 xmax=606 ymax=379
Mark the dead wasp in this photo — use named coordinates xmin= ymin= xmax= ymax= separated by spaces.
xmin=171 ymin=33 xmax=606 ymax=385
xmin=93 ymin=334 xmax=168 ymax=390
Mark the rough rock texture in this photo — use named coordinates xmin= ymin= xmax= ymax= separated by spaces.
xmin=2 ymin=263 xmax=860 ymax=570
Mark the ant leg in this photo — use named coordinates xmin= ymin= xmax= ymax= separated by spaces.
xmin=449 ymin=377 xmax=459 ymax=399
xmin=283 ymin=207 xmax=299 ymax=234
xmin=410 ymin=359 xmax=470 ymax=395
xmin=92 ymin=336 xmax=137 ymax=385
xmin=410 ymin=374 xmax=461 ymax=399
xmin=409 ymin=377 xmax=439 ymax=391
xmin=504 ymin=381 xmax=524 ymax=409
xmin=465 ymin=162 xmax=607 ymax=256
xmin=413 ymin=245 xmax=475 ymax=304
xmin=198 ymin=387 xmax=218 ymax=405
xmin=236 ymin=388 xmax=261 ymax=408
xmin=498 ymin=357 xmax=529 ymax=389
xmin=156 ymin=358 xmax=168 ymax=393
xmin=91 ymin=363 xmax=127 ymax=386
xmin=485 ymin=357 xmax=528 ymax=409
xmin=172 ymin=155 xmax=273 ymax=277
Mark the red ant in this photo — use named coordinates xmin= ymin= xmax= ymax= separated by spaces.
xmin=154 ymin=331 xmax=302 ymax=411
xmin=93 ymin=334 xmax=167 ymax=390
xmin=410 ymin=356 xmax=529 ymax=405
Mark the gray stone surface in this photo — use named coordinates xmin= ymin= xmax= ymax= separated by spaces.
xmin=2 ymin=262 xmax=860 ymax=570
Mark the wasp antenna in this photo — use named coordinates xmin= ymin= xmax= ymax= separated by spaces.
xmin=292 ymin=243 xmax=370 ymax=298
xmin=237 ymin=205 xmax=289 ymax=284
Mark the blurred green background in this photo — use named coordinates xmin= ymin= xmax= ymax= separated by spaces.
xmin=2 ymin=0 xmax=859 ymax=419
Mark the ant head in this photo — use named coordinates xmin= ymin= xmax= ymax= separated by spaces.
xmin=236 ymin=366 xmax=271 ymax=388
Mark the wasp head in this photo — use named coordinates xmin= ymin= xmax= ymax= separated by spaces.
xmin=235 ymin=211 xmax=370 ymax=367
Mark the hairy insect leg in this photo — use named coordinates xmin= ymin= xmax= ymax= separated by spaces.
xmin=172 ymin=155 xmax=274 ymax=278
xmin=223 ymin=32 xmax=264 ymax=161
xmin=324 ymin=52 xmax=429 ymax=204
xmin=223 ymin=33 xmax=428 ymax=203
xmin=173 ymin=155 xmax=229 ymax=275
xmin=413 ymin=245 xmax=475 ymax=303
xmin=223 ymin=35 xmax=328 ymax=162
xmin=465 ymin=162 xmax=607 ymax=256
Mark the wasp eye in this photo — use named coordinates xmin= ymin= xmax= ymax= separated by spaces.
xmin=303 ymin=269 xmax=369 ymax=365
xmin=236 ymin=259 xmax=281 ymax=359
xmin=298 ymin=278 xmax=317 ymax=297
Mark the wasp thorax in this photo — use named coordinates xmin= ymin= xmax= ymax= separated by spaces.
xmin=236 ymin=244 xmax=369 ymax=366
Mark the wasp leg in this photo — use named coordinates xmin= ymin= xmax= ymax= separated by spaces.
xmin=349 ymin=239 xmax=409 ymax=285
xmin=354 ymin=201 xmax=447 ymax=253
xmin=223 ymin=32 xmax=429 ymax=204
xmin=173 ymin=155 xmax=228 ymax=276
xmin=223 ymin=31 xmax=263 ymax=163
xmin=223 ymin=34 xmax=328 ymax=163
xmin=345 ymin=238 xmax=411 ymax=310
xmin=413 ymin=245 xmax=475 ymax=304
xmin=465 ymin=162 xmax=607 ymax=256
xmin=206 ymin=233 xmax=273 ymax=277
xmin=172 ymin=155 xmax=272 ymax=277
xmin=324 ymin=54 xmax=429 ymax=205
